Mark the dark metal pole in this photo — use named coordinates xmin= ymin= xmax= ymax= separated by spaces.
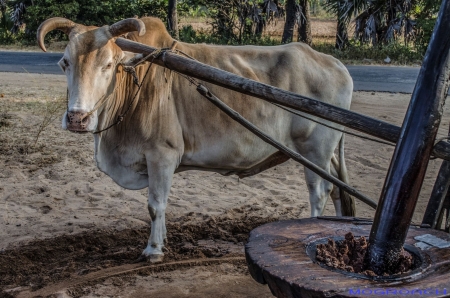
xmin=366 ymin=0 xmax=450 ymax=275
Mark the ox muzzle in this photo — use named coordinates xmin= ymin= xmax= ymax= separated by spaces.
xmin=66 ymin=110 xmax=92 ymax=133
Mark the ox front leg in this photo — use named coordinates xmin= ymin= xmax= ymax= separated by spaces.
xmin=141 ymin=152 xmax=178 ymax=263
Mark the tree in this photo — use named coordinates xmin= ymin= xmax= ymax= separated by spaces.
xmin=325 ymin=0 xmax=364 ymax=49
xmin=167 ymin=0 xmax=178 ymax=39
xmin=413 ymin=0 xmax=442 ymax=55
xmin=0 ymin=0 xmax=8 ymax=30
xmin=282 ymin=0 xmax=311 ymax=45
xmin=281 ymin=0 xmax=297 ymax=43
xmin=297 ymin=0 xmax=311 ymax=45
xmin=327 ymin=0 xmax=418 ymax=49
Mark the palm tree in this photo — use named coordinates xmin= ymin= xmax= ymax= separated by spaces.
xmin=325 ymin=0 xmax=366 ymax=49
xmin=326 ymin=0 xmax=417 ymax=49
xmin=282 ymin=0 xmax=296 ymax=42
xmin=298 ymin=0 xmax=311 ymax=45
xmin=0 ymin=0 xmax=8 ymax=30
xmin=353 ymin=0 xmax=416 ymax=46
xmin=168 ymin=0 xmax=179 ymax=39
xmin=282 ymin=0 xmax=312 ymax=45
xmin=9 ymin=0 xmax=28 ymax=33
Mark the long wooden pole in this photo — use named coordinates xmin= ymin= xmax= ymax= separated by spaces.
xmin=196 ymin=84 xmax=377 ymax=209
xmin=115 ymin=38 xmax=450 ymax=161
xmin=366 ymin=0 xmax=450 ymax=275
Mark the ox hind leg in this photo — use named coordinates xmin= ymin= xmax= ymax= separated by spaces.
xmin=141 ymin=150 xmax=179 ymax=262
xmin=303 ymin=161 xmax=335 ymax=217
xmin=294 ymin=130 xmax=341 ymax=217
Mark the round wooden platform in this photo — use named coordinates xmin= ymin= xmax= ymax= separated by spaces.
xmin=245 ymin=217 xmax=450 ymax=298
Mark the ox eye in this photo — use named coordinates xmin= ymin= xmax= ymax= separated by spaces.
xmin=60 ymin=58 xmax=70 ymax=71
xmin=104 ymin=62 xmax=113 ymax=70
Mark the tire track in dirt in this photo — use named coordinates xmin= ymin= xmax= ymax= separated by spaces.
xmin=16 ymin=256 xmax=246 ymax=298
xmin=0 ymin=213 xmax=275 ymax=297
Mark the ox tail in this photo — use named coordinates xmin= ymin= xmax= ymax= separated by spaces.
xmin=331 ymin=134 xmax=356 ymax=217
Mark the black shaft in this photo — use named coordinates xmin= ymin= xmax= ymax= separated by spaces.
xmin=366 ymin=0 xmax=450 ymax=275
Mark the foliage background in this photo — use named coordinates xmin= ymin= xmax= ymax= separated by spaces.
xmin=0 ymin=0 xmax=445 ymax=62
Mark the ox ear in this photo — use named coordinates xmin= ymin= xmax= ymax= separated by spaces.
xmin=119 ymin=51 xmax=147 ymax=67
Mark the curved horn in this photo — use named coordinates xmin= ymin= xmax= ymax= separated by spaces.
xmin=37 ymin=17 xmax=76 ymax=52
xmin=109 ymin=18 xmax=146 ymax=38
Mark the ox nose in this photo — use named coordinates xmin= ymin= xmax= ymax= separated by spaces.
xmin=66 ymin=111 xmax=91 ymax=133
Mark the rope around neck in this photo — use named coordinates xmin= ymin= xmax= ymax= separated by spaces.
xmin=92 ymin=41 xmax=179 ymax=135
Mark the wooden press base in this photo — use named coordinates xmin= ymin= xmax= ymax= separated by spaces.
xmin=245 ymin=217 xmax=450 ymax=298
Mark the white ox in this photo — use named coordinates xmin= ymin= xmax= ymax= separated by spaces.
xmin=38 ymin=17 xmax=354 ymax=261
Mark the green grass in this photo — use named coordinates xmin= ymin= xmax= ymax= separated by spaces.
xmin=313 ymin=41 xmax=423 ymax=65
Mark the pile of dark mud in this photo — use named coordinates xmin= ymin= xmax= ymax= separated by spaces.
xmin=316 ymin=232 xmax=413 ymax=276
xmin=0 ymin=214 xmax=275 ymax=294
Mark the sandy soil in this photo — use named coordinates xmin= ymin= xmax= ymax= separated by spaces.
xmin=1 ymin=71 xmax=449 ymax=297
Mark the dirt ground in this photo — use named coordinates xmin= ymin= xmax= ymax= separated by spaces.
xmin=1 ymin=70 xmax=450 ymax=298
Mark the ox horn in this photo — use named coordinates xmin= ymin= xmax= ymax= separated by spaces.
xmin=37 ymin=17 xmax=76 ymax=52
xmin=109 ymin=18 xmax=146 ymax=38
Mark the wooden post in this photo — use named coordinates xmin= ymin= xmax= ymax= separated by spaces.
xmin=366 ymin=0 xmax=450 ymax=275
xmin=435 ymin=192 xmax=450 ymax=232
xmin=115 ymin=38 xmax=450 ymax=161
xmin=422 ymin=162 xmax=450 ymax=229
xmin=422 ymin=124 xmax=450 ymax=229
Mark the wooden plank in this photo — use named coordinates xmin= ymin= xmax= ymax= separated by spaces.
xmin=115 ymin=38 xmax=450 ymax=161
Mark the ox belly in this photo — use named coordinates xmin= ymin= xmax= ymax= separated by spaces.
xmin=176 ymin=123 xmax=299 ymax=177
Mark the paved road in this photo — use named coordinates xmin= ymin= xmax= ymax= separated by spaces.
xmin=0 ymin=51 xmax=420 ymax=93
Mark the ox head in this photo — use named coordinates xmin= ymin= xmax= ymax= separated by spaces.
xmin=37 ymin=17 xmax=146 ymax=133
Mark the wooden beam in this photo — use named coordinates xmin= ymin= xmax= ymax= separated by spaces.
xmin=196 ymin=84 xmax=377 ymax=210
xmin=115 ymin=38 xmax=450 ymax=161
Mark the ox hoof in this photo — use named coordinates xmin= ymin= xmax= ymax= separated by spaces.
xmin=142 ymin=245 xmax=164 ymax=262
xmin=135 ymin=253 xmax=164 ymax=263
xmin=148 ymin=253 xmax=164 ymax=263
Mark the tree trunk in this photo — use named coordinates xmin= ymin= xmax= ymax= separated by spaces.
xmin=335 ymin=17 xmax=349 ymax=49
xmin=167 ymin=0 xmax=179 ymax=39
xmin=297 ymin=0 xmax=311 ymax=45
xmin=282 ymin=0 xmax=297 ymax=43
